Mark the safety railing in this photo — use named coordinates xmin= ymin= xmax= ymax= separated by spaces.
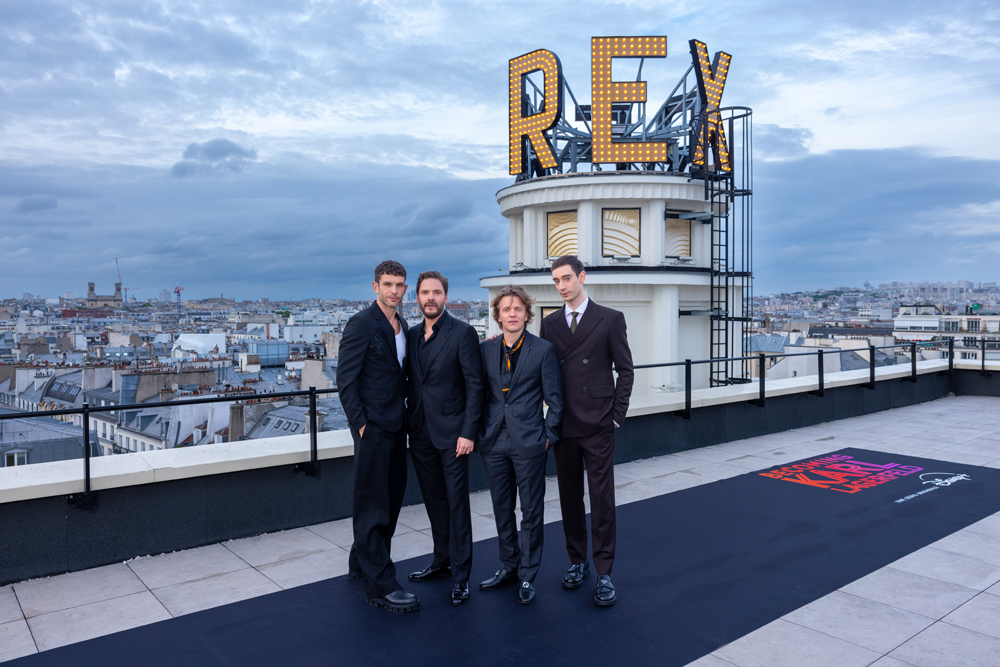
xmin=0 ymin=339 xmax=971 ymax=511
xmin=0 ymin=386 xmax=339 ymax=509
xmin=631 ymin=339 xmax=956 ymax=420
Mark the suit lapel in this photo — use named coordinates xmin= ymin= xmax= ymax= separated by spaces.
xmin=424 ymin=312 xmax=453 ymax=374
xmin=409 ymin=326 xmax=424 ymax=385
xmin=508 ymin=332 xmax=532 ymax=391
xmin=549 ymin=308 xmax=572 ymax=348
xmin=370 ymin=301 xmax=402 ymax=369
xmin=562 ymin=301 xmax=603 ymax=355
xmin=488 ymin=337 xmax=503 ymax=395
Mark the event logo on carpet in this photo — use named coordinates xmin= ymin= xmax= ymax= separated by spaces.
xmin=758 ymin=453 xmax=923 ymax=494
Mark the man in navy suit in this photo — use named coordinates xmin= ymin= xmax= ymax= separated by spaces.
xmin=338 ymin=260 xmax=417 ymax=613
xmin=405 ymin=271 xmax=485 ymax=607
xmin=478 ymin=284 xmax=563 ymax=605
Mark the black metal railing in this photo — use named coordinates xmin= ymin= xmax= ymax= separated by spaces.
xmin=0 ymin=386 xmax=339 ymax=509
xmin=631 ymin=339 xmax=958 ymax=421
xmin=0 ymin=338 xmax=978 ymax=511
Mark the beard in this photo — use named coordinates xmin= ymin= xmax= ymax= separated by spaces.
xmin=420 ymin=301 xmax=442 ymax=317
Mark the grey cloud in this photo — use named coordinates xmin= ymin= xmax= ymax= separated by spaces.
xmin=755 ymin=124 xmax=813 ymax=160
xmin=172 ymin=139 xmax=257 ymax=177
xmin=15 ymin=194 xmax=57 ymax=213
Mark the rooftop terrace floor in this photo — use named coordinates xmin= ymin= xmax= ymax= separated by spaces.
xmin=3 ymin=395 xmax=1000 ymax=666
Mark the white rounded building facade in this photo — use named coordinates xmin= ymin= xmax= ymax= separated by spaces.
xmin=481 ymin=171 xmax=743 ymax=397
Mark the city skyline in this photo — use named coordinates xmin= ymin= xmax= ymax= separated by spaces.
xmin=1 ymin=1 xmax=998 ymax=299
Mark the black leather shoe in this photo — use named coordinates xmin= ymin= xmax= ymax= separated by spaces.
xmin=594 ymin=575 xmax=616 ymax=607
xmin=347 ymin=570 xmax=362 ymax=581
xmin=408 ymin=564 xmax=452 ymax=582
xmin=518 ymin=581 xmax=536 ymax=605
xmin=451 ymin=581 xmax=470 ymax=606
xmin=368 ymin=589 xmax=420 ymax=613
xmin=479 ymin=567 xmax=517 ymax=590
xmin=562 ymin=561 xmax=590 ymax=589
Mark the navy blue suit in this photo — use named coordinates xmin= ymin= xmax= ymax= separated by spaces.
xmin=479 ymin=331 xmax=563 ymax=583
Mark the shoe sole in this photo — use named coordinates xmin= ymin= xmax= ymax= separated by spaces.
xmin=562 ymin=578 xmax=585 ymax=590
xmin=518 ymin=596 xmax=535 ymax=605
xmin=367 ymin=598 xmax=420 ymax=613
xmin=451 ymin=597 xmax=469 ymax=606
xmin=347 ymin=572 xmax=362 ymax=581
xmin=594 ymin=596 xmax=616 ymax=607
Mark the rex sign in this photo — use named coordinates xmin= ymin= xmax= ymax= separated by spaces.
xmin=508 ymin=37 xmax=731 ymax=176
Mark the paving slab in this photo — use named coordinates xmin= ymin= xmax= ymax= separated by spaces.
xmin=127 ymin=543 xmax=250 ymax=590
xmin=151 ymin=568 xmax=280 ymax=617
xmin=396 ymin=504 xmax=433 ymax=531
xmin=929 ymin=529 xmax=1000 ymax=565
xmin=257 ymin=547 xmax=351 ymax=589
xmin=223 ymin=527 xmax=337 ymax=567
xmin=13 ymin=564 xmax=146 ymax=618
xmin=941 ymin=591 xmax=1000 ymax=639
xmin=0 ymin=619 xmax=36 ymax=662
xmin=682 ymin=654 xmax=737 ymax=667
xmin=889 ymin=622 xmax=1000 ymax=667
xmin=713 ymin=618 xmax=880 ymax=667
xmin=890 ymin=546 xmax=1000 ymax=590
xmin=387 ymin=529 xmax=434 ymax=562
xmin=304 ymin=517 xmax=355 ymax=548
xmin=26 ymin=591 xmax=170 ymax=652
xmin=0 ymin=586 xmax=22 ymax=625
xmin=840 ymin=566 xmax=978 ymax=618
xmin=782 ymin=590 xmax=934 ymax=654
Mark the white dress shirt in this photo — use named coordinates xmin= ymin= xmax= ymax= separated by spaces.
xmin=565 ymin=296 xmax=590 ymax=329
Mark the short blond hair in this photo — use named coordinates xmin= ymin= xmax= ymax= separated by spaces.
xmin=491 ymin=284 xmax=535 ymax=325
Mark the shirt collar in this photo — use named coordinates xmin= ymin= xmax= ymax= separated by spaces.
xmin=566 ymin=296 xmax=590 ymax=317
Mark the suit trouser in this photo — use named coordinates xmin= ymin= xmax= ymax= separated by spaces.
xmin=480 ymin=429 xmax=547 ymax=583
xmin=409 ymin=424 xmax=473 ymax=582
xmin=554 ymin=428 xmax=617 ymax=575
xmin=348 ymin=422 xmax=408 ymax=599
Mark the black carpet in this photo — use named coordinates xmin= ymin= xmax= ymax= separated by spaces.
xmin=16 ymin=448 xmax=1000 ymax=666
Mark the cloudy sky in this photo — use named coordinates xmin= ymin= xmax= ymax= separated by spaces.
xmin=1 ymin=0 xmax=998 ymax=300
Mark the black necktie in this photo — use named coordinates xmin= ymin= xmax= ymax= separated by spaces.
xmin=570 ymin=311 xmax=579 ymax=333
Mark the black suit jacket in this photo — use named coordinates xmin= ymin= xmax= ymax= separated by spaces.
xmin=478 ymin=331 xmax=564 ymax=456
xmin=406 ymin=311 xmax=485 ymax=448
xmin=337 ymin=301 xmax=409 ymax=433
xmin=539 ymin=300 xmax=634 ymax=438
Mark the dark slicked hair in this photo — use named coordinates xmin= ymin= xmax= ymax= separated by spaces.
xmin=374 ymin=260 xmax=407 ymax=283
xmin=416 ymin=271 xmax=449 ymax=294
xmin=491 ymin=284 xmax=535 ymax=325
xmin=551 ymin=255 xmax=585 ymax=276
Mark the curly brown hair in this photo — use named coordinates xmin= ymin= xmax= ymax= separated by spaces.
xmin=491 ymin=284 xmax=535 ymax=325
xmin=374 ymin=260 xmax=407 ymax=283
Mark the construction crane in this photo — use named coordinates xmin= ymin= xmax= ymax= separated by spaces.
xmin=174 ymin=286 xmax=184 ymax=323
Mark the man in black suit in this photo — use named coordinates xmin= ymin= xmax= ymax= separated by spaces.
xmin=478 ymin=284 xmax=563 ymax=605
xmin=539 ymin=255 xmax=634 ymax=607
xmin=338 ymin=260 xmax=418 ymax=613
xmin=405 ymin=271 xmax=485 ymax=606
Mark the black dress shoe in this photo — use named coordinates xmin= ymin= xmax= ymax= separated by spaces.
xmin=451 ymin=581 xmax=470 ymax=606
xmin=594 ymin=575 xmax=616 ymax=607
xmin=408 ymin=564 xmax=452 ymax=582
xmin=518 ymin=581 xmax=536 ymax=605
xmin=368 ymin=589 xmax=420 ymax=613
xmin=562 ymin=561 xmax=590 ymax=589
xmin=347 ymin=570 xmax=362 ymax=581
xmin=479 ymin=567 xmax=517 ymax=590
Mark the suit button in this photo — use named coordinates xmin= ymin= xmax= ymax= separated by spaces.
xmin=582 ymin=387 xmax=588 ymax=393
xmin=560 ymin=359 xmax=564 ymax=365
xmin=504 ymin=403 xmax=508 ymax=407
xmin=583 ymin=359 xmax=589 ymax=364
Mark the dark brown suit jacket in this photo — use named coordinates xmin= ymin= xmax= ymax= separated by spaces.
xmin=539 ymin=300 xmax=634 ymax=438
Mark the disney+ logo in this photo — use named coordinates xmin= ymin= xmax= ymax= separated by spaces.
xmin=919 ymin=472 xmax=972 ymax=488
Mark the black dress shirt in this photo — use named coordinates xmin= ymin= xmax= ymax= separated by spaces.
xmin=417 ymin=316 xmax=444 ymax=373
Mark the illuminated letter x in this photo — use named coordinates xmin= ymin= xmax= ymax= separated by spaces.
xmin=689 ymin=39 xmax=732 ymax=173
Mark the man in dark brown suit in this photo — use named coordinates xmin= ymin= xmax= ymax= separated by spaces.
xmin=539 ymin=255 xmax=634 ymax=607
